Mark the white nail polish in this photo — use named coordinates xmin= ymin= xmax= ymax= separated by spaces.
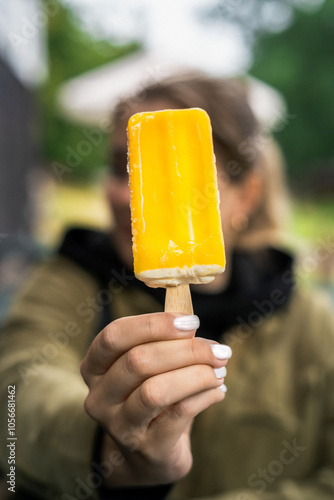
xmin=174 ymin=315 xmax=200 ymax=331
xmin=214 ymin=366 xmax=227 ymax=379
xmin=219 ymin=383 xmax=227 ymax=393
xmin=211 ymin=344 xmax=232 ymax=360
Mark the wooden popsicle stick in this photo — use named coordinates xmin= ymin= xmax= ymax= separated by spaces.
xmin=164 ymin=285 xmax=193 ymax=315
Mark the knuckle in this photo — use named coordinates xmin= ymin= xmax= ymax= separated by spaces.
xmin=144 ymin=314 xmax=158 ymax=339
xmin=189 ymin=338 xmax=210 ymax=365
xmin=139 ymin=379 xmax=163 ymax=411
xmin=144 ymin=313 xmax=169 ymax=340
xmin=99 ymin=322 xmax=118 ymax=353
xmin=170 ymin=399 xmax=192 ymax=419
xmin=125 ymin=346 xmax=149 ymax=377
xmin=80 ymin=358 xmax=88 ymax=384
xmin=83 ymin=394 xmax=97 ymax=419
xmin=172 ymin=455 xmax=193 ymax=481
xmin=197 ymin=365 xmax=216 ymax=388
xmin=190 ymin=338 xmax=201 ymax=363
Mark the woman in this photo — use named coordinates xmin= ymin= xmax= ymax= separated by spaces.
xmin=0 ymin=73 xmax=333 ymax=500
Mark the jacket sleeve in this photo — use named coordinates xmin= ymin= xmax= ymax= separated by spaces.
xmin=170 ymin=293 xmax=334 ymax=500
xmin=0 ymin=256 xmax=104 ymax=499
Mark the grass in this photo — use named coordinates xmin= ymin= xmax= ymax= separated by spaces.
xmin=287 ymin=198 xmax=334 ymax=294
xmin=290 ymin=198 xmax=334 ymax=243
xmin=34 ymin=180 xmax=111 ymax=248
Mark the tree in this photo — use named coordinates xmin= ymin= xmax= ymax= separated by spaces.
xmin=202 ymin=0 xmax=334 ymax=181
xmin=249 ymin=0 xmax=334 ymax=180
xmin=39 ymin=0 xmax=138 ymax=182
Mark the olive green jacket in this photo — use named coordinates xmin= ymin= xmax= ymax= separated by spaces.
xmin=0 ymin=255 xmax=334 ymax=499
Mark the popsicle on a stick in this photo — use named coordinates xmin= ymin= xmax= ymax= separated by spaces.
xmin=127 ymin=108 xmax=225 ymax=312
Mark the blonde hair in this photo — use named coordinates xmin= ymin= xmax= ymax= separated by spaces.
xmin=236 ymin=138 xmax=290 ymax=249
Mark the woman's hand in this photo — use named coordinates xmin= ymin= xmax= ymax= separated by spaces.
xmin=80 ymin=313 xmax=231 ymax=487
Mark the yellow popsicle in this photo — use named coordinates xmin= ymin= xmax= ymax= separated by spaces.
xmin=127 ymin=108 xmax=225 ymax=287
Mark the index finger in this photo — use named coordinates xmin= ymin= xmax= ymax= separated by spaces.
xmin=81 ymin=313 xmax=199 ymax=379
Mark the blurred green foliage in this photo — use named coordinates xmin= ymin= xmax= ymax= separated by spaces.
xmin=291 ymin=199 xmax=334 ymax=242
xmin=250 ymin=0 xmax=334 ymax=181
xmin=41 ymin=0 xmax=334 ymax=186
xmin=39 ymin=0 xmax=138 ymax=182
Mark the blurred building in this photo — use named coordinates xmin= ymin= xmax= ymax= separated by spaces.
xmin=0 ymin=57 xmax=35 ymax=236
xmin=0 ymin=0 xmax=47 ymax=318
xmin=56 ymin=50 xmax=286 ymax=131
xmin=0 ymin=0 xmax=47 ymax=236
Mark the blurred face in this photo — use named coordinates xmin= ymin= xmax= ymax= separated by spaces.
xmin=106 ymin=98 xmax=261 ymax=274
xmin=106 ymin=99 xmax=178 ymax=267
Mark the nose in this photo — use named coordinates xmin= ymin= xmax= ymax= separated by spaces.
xmin=108 ymin=176 xmax=130 ymax=205
xmin=117 ymin=178 xmax=130 ymax=206
xmin=106 ymin=175 xmax=131 ymax=214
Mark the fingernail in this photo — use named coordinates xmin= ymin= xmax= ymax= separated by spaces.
xmin=174 ymin=315 xmax=200 ymax=331
xmin=219 ymin=384 xmax=227 ymax=393
xmin=211 ymin=344 xmax=232 ymax=360
xmin=214 ymin=366 xmax=227 ymax=379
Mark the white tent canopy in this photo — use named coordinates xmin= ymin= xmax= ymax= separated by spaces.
xmin=56 ymin=50 xmax=286 ymax=130
xmin=56 ymin=51 xmax=191 ymax=126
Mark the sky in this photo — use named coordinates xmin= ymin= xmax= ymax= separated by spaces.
xmin=64 ymin=0 xmax=251 ymax=77
xmin=64 ymin=0 xmax=324 ymax=76
xmin=0 ymin=0 xmax=324 ymax=87
xmin=0 ymin=0 xmax=48 ymax=86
